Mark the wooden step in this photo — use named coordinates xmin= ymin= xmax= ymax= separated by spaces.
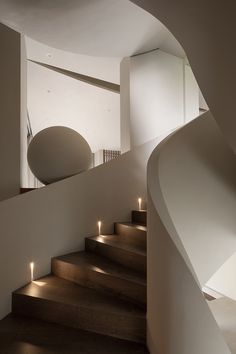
xmin=85 ymin=235 xmax=146 ymax=274
xmin=0 ymin=314 xmax=149 ymax=353
xmin=52 ymin=251 xmax=146 ymax=306
xmin=114 ymin=222 xmax=146 ymax=250
xmin=132 ymin=210 xmax=147 ymax=226
xmin=12 ymin=275 xmax=146 ymax=343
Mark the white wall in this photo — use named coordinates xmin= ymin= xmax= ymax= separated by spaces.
xmin=120 ymin=58 xmax=131 ymax=153
xmin=27 ymin=60 xmax=120 ymax=152
xmin=121 ymin=49 xmax=200 ymax=150
xmin=130 ymin=50 xmax=184 ymax=147
xmin=207 ymin=252 xmax=236 ymax=300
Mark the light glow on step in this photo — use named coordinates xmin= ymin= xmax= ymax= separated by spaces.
xmin=33 ymin=280 xmax=47 ymax=287
xmin=138 ymin=198 xmax=142 ymax=211
xmin=98 ymin=221 xmax=102 ymax=235
xmin=30 ymin=262 xmax=34 ymax=282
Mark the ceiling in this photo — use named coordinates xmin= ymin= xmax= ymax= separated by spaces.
xmin=0 ymin=0 xmax=185 ymax=58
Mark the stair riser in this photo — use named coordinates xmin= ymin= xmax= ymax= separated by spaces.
xmin=52 ymin=259 xmax=146 ymax=306
xmin=132 ymin=211 xmax=147 ymax=226
xmin=12 ymin=294 xmax=146 ymax=343
xmin=85 ymin=239 xmax=146 ymax=274
xmin=114 ymin=224 xmax=146 ymax=250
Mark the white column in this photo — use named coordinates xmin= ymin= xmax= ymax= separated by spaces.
xmin=0 ymin=23 xmax=21 ymax=200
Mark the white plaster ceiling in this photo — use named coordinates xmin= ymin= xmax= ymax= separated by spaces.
xmin=0 ymin=0 xmax=185 ymax=58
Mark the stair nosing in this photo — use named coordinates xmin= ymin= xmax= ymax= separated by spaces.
xmin=86 ymin=235 xmax=146 ymax=256
xmin=115 ymin=222 xmax=147 ymax=232
xmin=13 ymin=276 xmax=146 ymax=318
xmin=14 ymin=292 xmax=146 ymax=320
xmin=53 ymin=254 xmax=146 ymax=286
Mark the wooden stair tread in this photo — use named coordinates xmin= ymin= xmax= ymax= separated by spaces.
xmin=13 ymin=275 xmax=145 ymax=318
xmin=0 ymin=314 xmax=149 ymax=354
xmin=53 ymin=251 xmax=146 ymax=285
xmin=87 ymin=235 xmax=146 ymax=256
xmin=116 ymin=222 xmax=147 ymax=232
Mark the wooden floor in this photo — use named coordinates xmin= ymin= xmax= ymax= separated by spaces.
xmin=0 ymin=314 xmax=149 ymax=354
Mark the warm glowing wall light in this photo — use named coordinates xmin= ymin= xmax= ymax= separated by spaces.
xmin=98 ymin=221 xmax=102 ymax=235
xmin=30 ymin=262 xmax=34 ymax=282
xmin=138 ymin=198 xmax=142 ymax=211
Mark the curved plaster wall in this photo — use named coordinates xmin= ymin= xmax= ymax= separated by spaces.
xmin=155 ymin=112 xmax=236 ymax=286
xmin=147 ymin=113 xmax=236 ymax=354
xmin=147 ymin=113 xmax=236 ymax=353
xmin=129 ymin=1 xmax=236 ymax=353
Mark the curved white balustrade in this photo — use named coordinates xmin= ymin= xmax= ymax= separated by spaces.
xmin=147 ymin=112 xmax=236 ymax=353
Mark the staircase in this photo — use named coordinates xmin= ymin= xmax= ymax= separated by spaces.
xmin=10 ymin=209 xmax=148 ymax=353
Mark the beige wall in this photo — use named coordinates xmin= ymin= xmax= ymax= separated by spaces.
xmin=0 ymin=23 xmax=21 ymax=200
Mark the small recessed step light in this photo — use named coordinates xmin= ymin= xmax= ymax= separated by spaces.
xmin=138 ymin=198 xmax=142 ymax=211
xmin=98 ymin=221 xmax=102 ymax=235
xmin=30 ymin=262 xmax=34 ymax=282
